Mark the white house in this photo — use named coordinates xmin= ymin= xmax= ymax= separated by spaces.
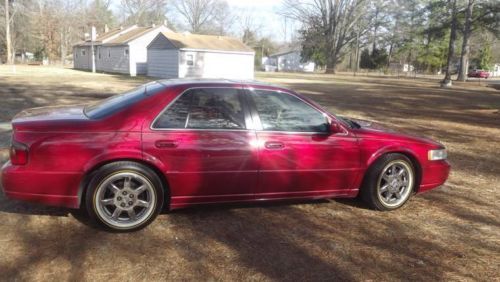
xmin=147 ymin=32 xmax=255 ymax=79
xmin=388 ymin=63 xmax=415 ymax=73
xmin=73 ymin=25 xmax=170 ymax=76
xmin=266 ymin=50 xmax=315 ymax=72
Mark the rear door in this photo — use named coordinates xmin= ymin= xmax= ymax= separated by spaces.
xmin=142 ymin=87 xmax=259 ymax=207
xmin=246 ymin=89 xmax=361 ymax=200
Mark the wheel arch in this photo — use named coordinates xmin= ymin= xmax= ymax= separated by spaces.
xmin=364 ymin=148 xmax=422 ymax=193
xmin=77 ymin=158 xmax=170 ymax=209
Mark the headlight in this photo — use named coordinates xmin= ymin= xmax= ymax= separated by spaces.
xmin=428 ymin=149 xmax=447 ymax=161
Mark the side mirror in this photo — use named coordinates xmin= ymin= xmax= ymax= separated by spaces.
xmin=329 ymin=120 xmax=345 ymax=134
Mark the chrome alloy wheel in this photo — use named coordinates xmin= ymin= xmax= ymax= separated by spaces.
xmin=377 ymin=160 xmax=414 ymax=208
xmin=94 ymin=171 xmax=157 ymax=229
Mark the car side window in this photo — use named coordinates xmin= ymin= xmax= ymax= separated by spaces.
xmin=250 ymin=90 xmax=328 ymax=132
xmin=153 ymin=88 xmax=246 ymax=130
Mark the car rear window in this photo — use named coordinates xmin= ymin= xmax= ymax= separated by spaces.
xmin=84 ymin=82 xmax=165 ymax=119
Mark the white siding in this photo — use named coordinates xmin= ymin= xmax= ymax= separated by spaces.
xmin=73 ymin=46 xmax=92 ymax=70
xmin=128 ymin=26 xmax=169 ymax=76
xmin=178 ymin=51 xmax=254 ymax=80
xmin=147 ymin=49 xmax=179 ymax=78
xmin=95 ymin=46 xmax=130 ymax=74
xmin=74 ymin=26 xmax=168 ymax=76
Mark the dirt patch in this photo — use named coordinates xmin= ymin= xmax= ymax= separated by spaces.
xmin=0 ymin=66 xmax=499 ymax=281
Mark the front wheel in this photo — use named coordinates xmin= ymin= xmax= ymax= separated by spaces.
xmin=361 ymin=153 xmax=415 ymax=211
xmin=85 ymin=162 xmax=164 ymax=231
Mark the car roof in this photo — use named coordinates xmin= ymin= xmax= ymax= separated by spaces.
xmin=155 ymin=78 xmax=288 ymax=91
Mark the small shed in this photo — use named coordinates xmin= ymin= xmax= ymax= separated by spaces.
xmin=267 ymin=50 xmax=315 ymax=73
xmin=73 ymin=25 xmax=169 ymax=76
xmin=147 ymin=32 xmax=255 ymax=79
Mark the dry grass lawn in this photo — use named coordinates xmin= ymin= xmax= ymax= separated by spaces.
xmin=0 ymin=66 xmax=498 ymax=281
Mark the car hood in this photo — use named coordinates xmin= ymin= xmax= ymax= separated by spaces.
xmin=12 ymin=105 xmax=89 ymax=131
xmin=342 ymin=117 xmax=443 ymax=148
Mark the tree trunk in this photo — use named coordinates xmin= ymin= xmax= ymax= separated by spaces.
xmin=326 ymin=50 xmax=337 ymax=74
xmin=325 ymin=65 xmax=336 ymax=74
xmin=457 ymin=0 xmax=475 ymax=81
xmin=5 ymin=0 xmax=12 ymax=64
xmin=443 ymin=0 xmax=458 ymax=87
xmin=387 ymin=42 xmax=393 ymax=68
xmin=60 ymin=30 xmax=65 ymax=65
xmin=372 ymin=7 xmax=379 ymax=53
xmin=355 ymin=28 xmax=360 ymax=76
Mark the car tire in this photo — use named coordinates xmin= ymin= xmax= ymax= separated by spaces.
xmin=85 ymin=161 xmax=164 ymax=232
xmin=361 ymin=153 xmax=415 ymax=211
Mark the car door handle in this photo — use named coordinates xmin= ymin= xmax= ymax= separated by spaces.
xmin=155 ymin=140 xmax=178 ymax=149
xmin=265 ymin=141 xmax=284 ymax=150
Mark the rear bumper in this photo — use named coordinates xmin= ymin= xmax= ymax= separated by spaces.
xmin=418 ymin=160 xmax=451 ymax=193
xmin=1 ymin=161 xmax=81 ymax=208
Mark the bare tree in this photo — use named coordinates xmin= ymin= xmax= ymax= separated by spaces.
xmin=3 ymin=0 xmax=12 ymax=63
xmin=211 ymin=1 xmax=235 ymax=35
xmin=86 ymin=0 xmax=116 ymax=33
xmin=120 ymin=0 xmax=168 ymax=26
xmin=238 ymin=8 xmax=263 ymax=40
xmin=282 ymin=0 xmax=367 ymax=73
xmin=172 ymin=0 xmax=231 ymax=34
xmin=9 ymin=1 xmax=32 ymax=63
xmin=56 ymin=0 xmax=82 ymax=65
xmin=1 ymin=0 xmax=39 ymax=64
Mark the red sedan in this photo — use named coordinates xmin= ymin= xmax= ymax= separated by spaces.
xmin=1 ymin=80 xmax=450 ymax=231
xmin=467 ymin=70 xmax=490 ymax=78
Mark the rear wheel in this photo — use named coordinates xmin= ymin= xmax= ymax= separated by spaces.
xmin=85 ymin=162 xmax=164 ymax=231
xmin=361 ymin=153 xmax=415 ymax=211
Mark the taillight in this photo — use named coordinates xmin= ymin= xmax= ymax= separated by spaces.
xmin=10 ymin=141 xmax=28 ymax=165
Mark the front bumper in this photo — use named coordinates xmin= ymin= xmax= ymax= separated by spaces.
xmin=418 ymin=160 xmax=451 ymax=193
xmin=1 ymin=161 xmax=81 ymax=208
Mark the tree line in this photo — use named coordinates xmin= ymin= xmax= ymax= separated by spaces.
xmin=1 ymin=0 xmax=499 ymax=85
xmin=284 ymin=0 xmax=499 ymax=83
xmin=0 ymin=0 xmax=274 ymax=65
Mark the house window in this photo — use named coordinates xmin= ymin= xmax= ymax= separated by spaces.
xmin=186 ymin=54 xmax=194 ymax=66
xmin=81 ymin=49 xmax=86 ymax=56
xmin=124 ymin=48 xmax=129 ymax=56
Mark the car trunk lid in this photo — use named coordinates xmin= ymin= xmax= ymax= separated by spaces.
xmin=12 ymin=105 xmax=89 ymax=131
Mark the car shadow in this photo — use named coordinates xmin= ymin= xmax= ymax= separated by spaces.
xmin=0 ymin=198 xmax=70 ymax=217
xmin=0 ymin=186 xmax=369 ymax=229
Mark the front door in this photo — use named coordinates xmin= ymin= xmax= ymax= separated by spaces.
xmin=247 ymin=89 xmax=361 ymax=200
xmin=142 ymin=87 xmax=259 ymax=207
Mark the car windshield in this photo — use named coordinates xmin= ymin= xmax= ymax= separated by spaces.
xmin=84 ymin=82 xmax=165 ymax=119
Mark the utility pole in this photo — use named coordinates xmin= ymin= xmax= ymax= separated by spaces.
xmin=91 ymin=26 xmax=96 ymax=73
xmin=4 ymin=0 xmax=12 ymax=64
